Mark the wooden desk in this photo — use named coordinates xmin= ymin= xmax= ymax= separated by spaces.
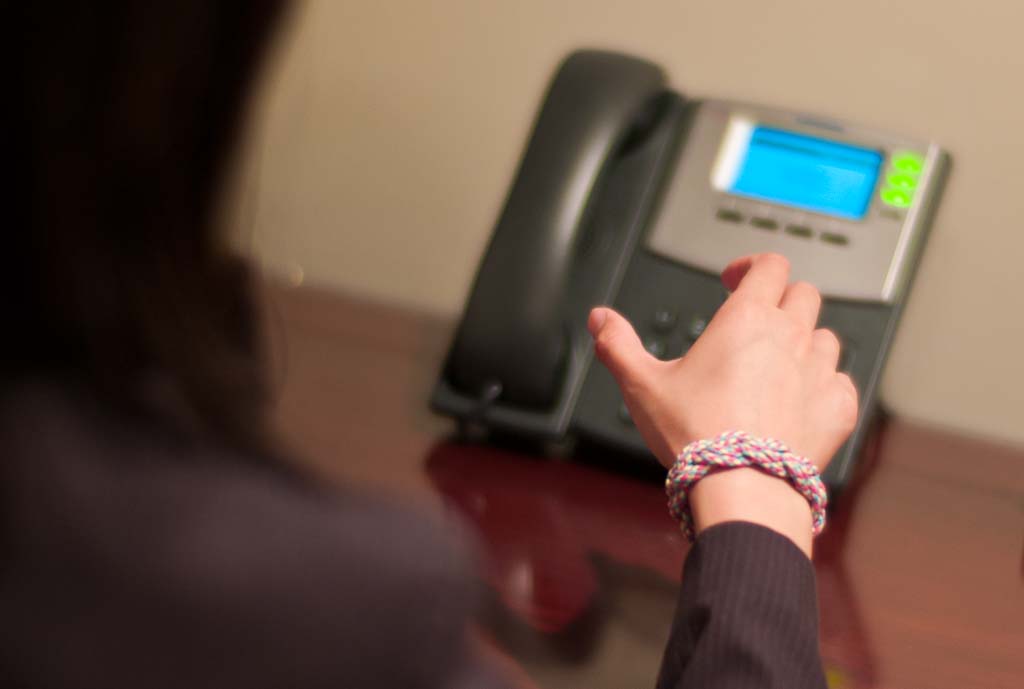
xmin=265 ymin=283 xmax=1024 ymax=689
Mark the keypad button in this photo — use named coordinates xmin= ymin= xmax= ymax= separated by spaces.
xmin=687 ymin=316 xmax=708 ymax=341
xmin=652 ymin=308 xmax=677 ymax=332
xmin=644 ymin=339 xmax=667 ymax=359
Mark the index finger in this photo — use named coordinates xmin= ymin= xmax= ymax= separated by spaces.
xmin=722 ymin=253 xmax=791 ymax=305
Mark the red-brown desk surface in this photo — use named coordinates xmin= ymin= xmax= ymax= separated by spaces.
xmin=265 ymin=284 xmax=1023 ymax=689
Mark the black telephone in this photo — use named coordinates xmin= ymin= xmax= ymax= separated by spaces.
xmin=431 ymin=50 xmax=948 ymax=489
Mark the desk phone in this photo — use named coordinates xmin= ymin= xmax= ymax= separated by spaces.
xmin=431 ymin=50 xmax=949 ymax=489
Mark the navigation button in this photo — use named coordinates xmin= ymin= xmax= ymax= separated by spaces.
xmin=652 ymin=308 xmax=677 ymax=333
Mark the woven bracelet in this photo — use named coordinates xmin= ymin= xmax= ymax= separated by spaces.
xmin=665 ymin=430 xmax=828 ymax=542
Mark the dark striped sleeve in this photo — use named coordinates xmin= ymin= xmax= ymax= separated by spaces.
xmin=656 ymin=521 xmax=827 ymax=689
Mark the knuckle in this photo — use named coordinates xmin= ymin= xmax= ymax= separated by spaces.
xmin=815 ymin=328 xmax=841 ymax=351
xmin=761 ymin=252 xmax=791 ymax=272
xmin=728 ymin=296 xmax=764 ymax=324
xmin=785 ymin=324 xmax=805 ymax=348
xmin=837 ymin=371 xmax=858 ymax=396
xmin=593 ymin=331 xmax=622 ymax=363
xmin=842 ymin=408 xmax=858 ymax=434
xmin=594 ymin=328 xmax=655 ymax=395
xmin=794 ymin=281 xmax=822 ymax=303
xmin=843 ymin=397 xmax=859 ymax=425
xmin=778 ymin=315 xmax=804 ymax=342
xmin=835 ymin=374 xmax=860 ymax=425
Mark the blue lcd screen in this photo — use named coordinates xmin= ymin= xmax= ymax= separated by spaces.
xmin=728 ymin=127 xmax=883 ymax=220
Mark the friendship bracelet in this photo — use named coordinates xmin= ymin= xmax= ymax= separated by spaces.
xmin=665 ymin=431 xmax=828 ymax=542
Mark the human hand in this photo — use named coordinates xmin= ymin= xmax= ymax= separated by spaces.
xmin=587 ymin=254 xmax=858 ymax=554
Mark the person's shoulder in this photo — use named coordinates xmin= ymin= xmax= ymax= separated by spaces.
xmin=0 ymin=377 xmax=481 ymax=686
xmin=0 ymin=376 xmax=478 ymax=617
xmin=0 ymin=376 xmax=476 ymax=588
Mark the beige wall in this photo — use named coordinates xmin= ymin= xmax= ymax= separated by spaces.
xmin=235 ymin=0 xmax=1024 ymax=447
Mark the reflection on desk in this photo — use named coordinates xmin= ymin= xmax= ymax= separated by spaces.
xmin=426 ymin=430 xmax=878 ymax=689
xmin=267 ymin=284 xmax=1024 ymax=689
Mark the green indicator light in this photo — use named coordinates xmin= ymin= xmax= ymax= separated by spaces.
xmin=887 ymin=172 xmax=918 ymax=190
xmin=881 ymin=187 xmax=913 ymax=208
xmin=892 ymin=151 xmax=924 ymax=175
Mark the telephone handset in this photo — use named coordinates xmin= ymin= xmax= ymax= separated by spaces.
xmin=433 ymin=50 xmax=948 ymax=489
xmin=449 ymin=51 xmax=667 ymax=409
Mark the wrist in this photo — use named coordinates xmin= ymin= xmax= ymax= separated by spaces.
xmin=689 ymin=467 xmax=814 ymax=558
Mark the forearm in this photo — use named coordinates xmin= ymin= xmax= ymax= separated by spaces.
xmin=656 ymin=522 xmax=827 ymax=689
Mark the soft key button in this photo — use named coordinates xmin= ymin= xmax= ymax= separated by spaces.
xmin=785 ymin=224 xmax=814 ymax=239
xmin=750 ymin=217 xmax=778 ymax=230
xmin=716 ymin=208 xmax=744 ymax=223
xmin=820 ymin=232 xmax=849 ymax=246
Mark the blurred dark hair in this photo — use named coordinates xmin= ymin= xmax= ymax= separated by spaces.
xmin=5 ymin=2 xmax=287 ymax=452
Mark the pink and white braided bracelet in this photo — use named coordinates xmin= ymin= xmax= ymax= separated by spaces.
xmin=665 ymin=431 xmax=828 ymax=542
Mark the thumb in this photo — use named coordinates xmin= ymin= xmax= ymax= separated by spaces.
xmin=587 ymin=307 xmax=653 ymax=387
